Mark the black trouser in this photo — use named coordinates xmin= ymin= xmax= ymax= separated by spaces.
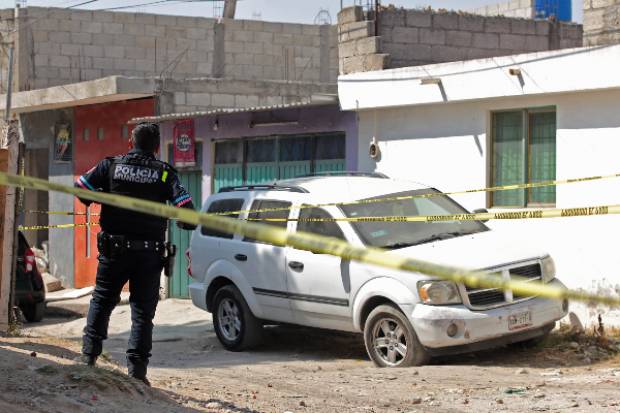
xmin=82 ymin=250 xmax=162 ymax=379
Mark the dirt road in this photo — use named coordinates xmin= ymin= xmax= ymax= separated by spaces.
xmin=9 ymin=299 xmax=620 ymax=413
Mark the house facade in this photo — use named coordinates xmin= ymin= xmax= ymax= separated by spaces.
xmin=132 ymin=100 xmax=358 ymax=297
xmin=338 ymin=44 xmax=620 ymax=326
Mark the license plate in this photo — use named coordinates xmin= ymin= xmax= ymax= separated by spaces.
xmin=508 ymin=310 xmax=532 ymax=331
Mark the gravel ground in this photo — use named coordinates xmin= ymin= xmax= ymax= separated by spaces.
xmin=7 ymin=299 xmax=619 ymax=413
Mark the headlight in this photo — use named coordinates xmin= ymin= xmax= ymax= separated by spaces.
xmin=541 ymin=256 xmax=556 ymax=283
xmin=417 ymin=280 xmax=462 ymax=305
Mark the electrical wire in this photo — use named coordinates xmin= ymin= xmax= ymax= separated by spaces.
xmin=100 ymin=0 xmax=217 ymax=11
xmin=0 ymin=0 xmax=103 ymax=33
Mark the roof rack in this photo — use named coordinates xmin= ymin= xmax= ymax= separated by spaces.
xmin=296 ymin=171 xmax=389 ymax=179
xmin=218 ymin=184 xmax=309 ymax=193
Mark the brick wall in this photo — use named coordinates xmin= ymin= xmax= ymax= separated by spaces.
xmin=338 ymin=6 xmax=583 ymax=74
xmin=583 ymin=0 xmax=620 ymax=46
xmin=1 ymin=7 xmax=338 ymax=91
xmin=471 ymin=0 xmax=536 ymax=19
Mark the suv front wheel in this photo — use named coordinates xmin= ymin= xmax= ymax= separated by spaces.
xmin=364 ymin=304 xmax=431 ymax=367
xmin=213 ymin=285 xmax=263 ymax=351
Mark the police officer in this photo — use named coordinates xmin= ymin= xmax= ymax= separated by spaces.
xmin=74 ymin=122 xmax=196 ymax=385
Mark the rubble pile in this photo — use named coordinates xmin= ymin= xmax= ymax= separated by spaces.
xmin=31 ymin=243 xmax=63 ymax=293
xmin=549 ymin=322 xmax=620 ymax=364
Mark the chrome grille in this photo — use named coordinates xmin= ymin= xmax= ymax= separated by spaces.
xmin=466 ymin=262 xmax=542 ymax=309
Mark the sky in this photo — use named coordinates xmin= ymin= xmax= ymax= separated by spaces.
xmin=0 ymin=0 xmax=584 ymax=23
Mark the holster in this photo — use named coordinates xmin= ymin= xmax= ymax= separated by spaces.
xmin=163 ymin=242 xmax=177 ymax=277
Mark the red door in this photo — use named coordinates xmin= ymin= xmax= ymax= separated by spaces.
xmin=73 ymin=98 xmax=154 ymax=288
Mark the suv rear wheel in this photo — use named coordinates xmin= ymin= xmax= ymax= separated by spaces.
xmin=213 ymin=285 xmax=263 ymax=351
xmin=363 ymin=304 xmax=431 ymax=367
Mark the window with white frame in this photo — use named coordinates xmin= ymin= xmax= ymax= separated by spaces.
xmin=491 ymin=107 xmax=557 ymax=207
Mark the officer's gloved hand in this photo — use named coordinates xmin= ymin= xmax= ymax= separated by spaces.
xmin=176 ymin=221 xmax=197 ymax=230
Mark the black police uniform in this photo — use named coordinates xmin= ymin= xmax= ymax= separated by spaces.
xmin=75 ymin=148 xmax=195 ymax=380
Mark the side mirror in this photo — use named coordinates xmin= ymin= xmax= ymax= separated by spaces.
xmin=472 ymin=208 xmax=490 ymax=223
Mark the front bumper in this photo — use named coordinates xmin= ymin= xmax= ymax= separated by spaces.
xmin=410 ymin=280 xmax=568 ymax=350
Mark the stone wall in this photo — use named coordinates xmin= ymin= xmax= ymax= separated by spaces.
xmin=338 ymin=6 xmax=583 ymax=74
xmin=471 ymin=0 xmax=536 ymax=19
xmin=1 ymin=6 xmax=338 ymax=91
xmin=583 ymin=0 xmax=620 ymax=46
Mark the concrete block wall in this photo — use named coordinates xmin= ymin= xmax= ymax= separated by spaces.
xmin=159 ymin=77 xmax=338 ymax=114
xmin=4 ymin=6 xmax=338 ymax=91
xmin=0 ymin=9 xmax=15 ymax=94
xmin=338 ymin=6 xmax=583 ymax=74
xmin=471 ymin=0 xmax=536 ymax=19
xmin=583 ymin=0 xmax=620 ymax=46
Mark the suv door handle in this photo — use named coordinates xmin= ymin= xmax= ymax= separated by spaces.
xmin=234 ymin=254 xmax=247 ymax=262
xmin=288 ymin=261 xmax=304 ymax=271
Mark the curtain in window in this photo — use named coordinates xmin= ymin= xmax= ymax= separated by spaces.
xmin=493 ymin=111 xmax=525 ymax=207
xmin=529 ymin=112 xmax=556 ymax=204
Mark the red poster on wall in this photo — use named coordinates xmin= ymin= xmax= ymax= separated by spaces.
xmin=173 ymin=119 xmax=196 ymax=167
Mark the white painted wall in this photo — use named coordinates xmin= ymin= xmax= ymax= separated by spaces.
xmin=356 ymin=89 xmax=620 ymax=327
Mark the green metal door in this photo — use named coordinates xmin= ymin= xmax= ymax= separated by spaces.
xmin=168 ymin=170 xmax=202 ymax=298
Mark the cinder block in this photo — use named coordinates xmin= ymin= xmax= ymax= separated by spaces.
xmin=125 ymin=46 xmax=147 ymax=60
xmin=38 ymin=19 xmax=59 ymax=31
xmin=499 ymin=33 xmax=527 ymax=49
xmin=244 ymin=41 xmax=264 ymax=54
xmin=244 ymin=64 xmax=264 ymax=79
xmin=145 ymin=25 xmax=166 ymax=37
xmin=32 ymin=30 xmax=49 ymax=42
xmin=81 ymin=21 xmax=103 ymax=34
xmin=81 ymin=68 xmax=103 ymax=80
xmin=342 ymin=53 xmax=389 ymax=74
xmin=135 ymin=13 xmax=156 ymax=25
xmin=49 ymin=55 xmax=71 ymax=68
xmin=92 ymin=11 xmax=114 ymax=22
xmin=114 ymin=58 xmax=135 ymax=71
xmin=34 ymin=54 xmax=48 ymax=66
xmin=243 ymin=19 xmax=265 ymax=31
xmin=282 ymin=23 xmax=303 ymax=35
xmin=293 ymin=33 xmax=315 ymax=47
xmin=525 ymin=35 xmax=549 ymax=50
xmin=211 ymin=93 xmax=235 ymax=107
xmin=263 ymin=22 xmax=284 ymax=33
xmin=583 ymin=10 xmax=605 ymax=32
xmin=124 ymin=24 xmax=145 ymax=36
xmin=339 ymin=39 xmax=358 ymax=58
xmin=34 ymin=42 xmax=60 ymax=55
xmin=83 ymin=45 xmax=104 ymax=57
xmin=93 ymin=57 xmax=115 ymax=70
xmin=406 ymin=10 xmax=432 ymax=27
xmin=379 ymin=9 xmax=406 ymax=27
xmin=459 ymin=15 xmax=485 ymax=32
xmin=136 ymin=36 xmax=156 ymax=48
xmin=92 ymin=33 xmax=115 ymax=45
xmin=431 ymin=45 xmax=466 ymax=62
xmin=233 ymin=30 xmax=254 ymax=42
xmin=338 ymin=6 xmax=364 ymax=25
xmin=511 ymin=19 xmax=537 ymax=35
xmin=226 ymin=41 xmax=245 ymax=53
xmin=135 ymin=59 xmax=155 ymax=72
xmin=103 ymin=22 xmax=123 ymax=34
xmin=433 ymin=13 xmax=459 ymax=30
xmin=386 ymin=42 xmax=432 ymax=61
xmin=104 ymin=45 xmax=125 ymax=58
xmin=302 ymin=24 xmax=320 ymax=36
xmin=69 ymin=9 xmax=92 ymax=21
xmin=115 ymin=34 xmax=136 ymax=47
xmin=254 ymin=31 xmax=274 ymax=43
xmin=235 ymin=94 xmax=260 ymax=107
xmin=419 ymin=28 xmax=446 ymax=45
xmin=391 ymin=26 xmax=419 ymax=43
xmin=355 ymin=36 xmax=381 ymax=54
xmin=154 ymin=14 xmax=175 ymax=26
xmin=446 ymin=30 xmax=472 ymax=47
xmin=187 ymin=50 xmax=208 ymax=63
xmin=472 ymin=32 xmax=500 ymax=49
xmin=234 ymin=53 xmax=254 ymax=65
xmin=49 ymin=31 xmax=71 ymax=44
xmin=196 ymin=39 xmax=215 ymax=51
xmin=187 ymin=28 xmax=207 ymax=40
xmin=273 ymin=33 xmax=294 ymax=45
xmin=535 ymin=21 xmax=551 ymax=35
xmin=485 ymin=17 xmax=512 ymax=33
xmin=61 ymin=44 xmax=81 ymax=56
xmin=339 ymin=20 xmax=374 ymax=42
xmin=196 ymin=62 xmax=212 ymax=74
xmin=34 ymin=66 xmax=58 ymax=79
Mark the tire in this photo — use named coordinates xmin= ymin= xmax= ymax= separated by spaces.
xmin=23 ymin=301 xmax=45 ymax=323
xmin=513 ymin=322 xmax=554 ymax=349
xmin=363 ymin=304 xmax=431 ymax=367
xmin=212 ymin=285 xmax=263 ymax=351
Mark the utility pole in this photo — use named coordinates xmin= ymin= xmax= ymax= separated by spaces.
xmin=222 ymin=0 xmax=237 ymax=19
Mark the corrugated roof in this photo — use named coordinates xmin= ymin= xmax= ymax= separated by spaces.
xmin=129 ymin=96 xmax=339 ymax=124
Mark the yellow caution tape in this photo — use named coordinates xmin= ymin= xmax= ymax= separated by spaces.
xmin=24 ymin=210 xmax=99 ymax=216
xmin=18 ymin=223 xmax=99 ymax=231
xmin=1 ymin=170 xmax=619 ymax=307
xmin=249 ymin=205 xmax=614 ymax=222
xmin=214 ymin=172 xmax=620 ymax=217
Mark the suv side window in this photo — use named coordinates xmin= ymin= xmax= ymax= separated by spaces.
xmin=243 ymin=199 xmax=292 ymax=243
xmin=297 ymin=207 xmax=346 ymax=241
xmin=201 ymin=198 xmax=245 ymax=239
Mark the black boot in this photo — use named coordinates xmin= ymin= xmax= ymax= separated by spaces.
xmin=76 ymin=354 xmax=97 ymax=367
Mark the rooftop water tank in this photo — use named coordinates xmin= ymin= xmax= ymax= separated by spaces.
xmin=535 ymin=0 xmax=572 ymax=22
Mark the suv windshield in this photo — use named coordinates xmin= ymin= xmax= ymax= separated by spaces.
xmin=341 ymin=189 xmax=488 ymax=249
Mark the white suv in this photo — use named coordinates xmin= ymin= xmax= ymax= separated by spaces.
xmin=188 ymin=174 xmax=568 ymax=367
